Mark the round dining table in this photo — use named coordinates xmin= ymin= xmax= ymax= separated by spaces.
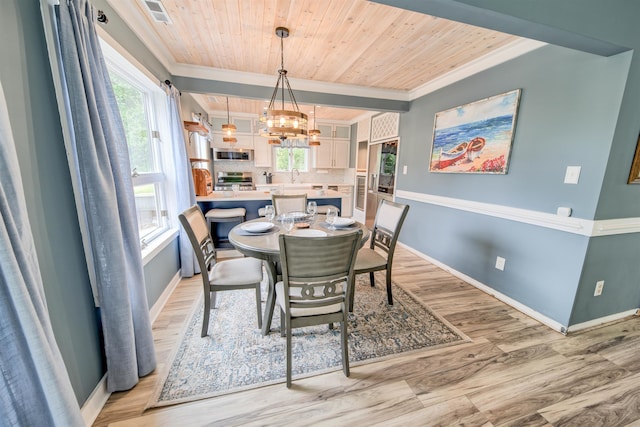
xmin=229 ymin=215 xmax=370 ymax=335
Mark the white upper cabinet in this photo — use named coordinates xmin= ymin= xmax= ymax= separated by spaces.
xmin=317 ymin=122 xmax=350 ymax=140
xmin=253 ymin=136 xmax=273 ymax=167
xmin=209 ymin=114 xmax=254 ymax=149
xmin=356 ymin=117 xmax=371 ymax=142
xmin=313 ymin=139 xmax=350 ymax=169
xmin=312 ymin=122 xmax=351 ymax=169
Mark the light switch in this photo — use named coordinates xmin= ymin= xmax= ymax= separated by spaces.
xmin=403 ymin=165 xmax=408 ymax=175
xmin=564 ymin=166 xmax=581 ymax=184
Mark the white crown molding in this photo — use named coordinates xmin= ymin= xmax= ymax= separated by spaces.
xmin=171 ymin=63 xmax=411 ymax=101
xmin=396 ymin=190 xmax=640 ymax=237
xmin=409 ymin=38 xmax=547 ymax=99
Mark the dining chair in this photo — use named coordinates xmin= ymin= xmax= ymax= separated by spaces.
xmin=276 ymin=230 xmax=362 ymax=388
xmin=271 ymin=193 xmax=307 ymax=215
xmin=351 ymin=199 xmax=409 ymax=309
xmin=179 ymin=205 xmax=264 ymax=337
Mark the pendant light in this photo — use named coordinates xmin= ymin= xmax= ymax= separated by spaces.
xmin=308 ymin=105 xmax=321 ymax=146
xmin=259 ymin=27 xmax=308 ymax=146
xmin=222 ymin=97 xmax=237 ymax=144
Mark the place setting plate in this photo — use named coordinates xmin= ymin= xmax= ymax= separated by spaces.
xmin=332 ymin=217 xmax=356 ymax=228
xmin=290 ymin=229 xmax=327 ymax=237
xmin=237 ymin=221 xmax=277 ymax=235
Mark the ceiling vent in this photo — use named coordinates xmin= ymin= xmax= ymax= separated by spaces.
xmin=142 ymin=0 xmax=172 ymax=24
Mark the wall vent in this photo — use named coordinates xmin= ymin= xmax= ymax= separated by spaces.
xmin=142 ymin=0 xmax=172 ymax=24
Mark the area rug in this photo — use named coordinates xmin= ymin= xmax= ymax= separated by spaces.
xmin=148 ymin=277 xmax=470 ymax=408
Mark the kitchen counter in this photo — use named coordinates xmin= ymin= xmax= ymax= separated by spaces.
xmin=196 ymin=189 xmax=343 ymax=202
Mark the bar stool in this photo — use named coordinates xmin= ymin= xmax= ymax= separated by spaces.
xmin=205 ymin=207 xmax=246 ymax=249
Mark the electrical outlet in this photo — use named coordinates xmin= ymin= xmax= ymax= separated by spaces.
xmin=495 ymin=256 xmax=506 ymax=271
xmin=564 ymin=166 xmax=581 ymax=184
xmin=594 ymin=280 xmax=604 ymax=296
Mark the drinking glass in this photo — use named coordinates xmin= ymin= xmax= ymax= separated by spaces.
xmin=306 ymin=201 xmax=317 ymax=222
xmin=264 ymin=205 xmax=275 ymax=222
xmin=281 ymin=214 xmax=295 ymax=233
xmin=326 ymin=207 xmax=338 ymax=230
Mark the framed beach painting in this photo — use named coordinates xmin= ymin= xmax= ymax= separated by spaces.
xmin=429 ymin=89 xmax=521 ymax=174
xmin=627 ymin=134 xmax=640 ymax=184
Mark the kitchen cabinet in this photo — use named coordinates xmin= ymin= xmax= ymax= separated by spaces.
xmin=337 ymin=184 xmax=354 ymax=217
xmin=253 ymin=136 xmax=272 ymax=167
xmin=209 ymin=114 xmax=255 ymax=149
xmin=317 ymin=122 xmax=350 ymax=140
xmin=356 ymin=117 xmax=370 ymax=142
xmin=211 ymin=133 xmax=253 ymax=149
xmin=209 ymin=115 xmax=254 ymax=134
xmin=313 ymin=139 xmax=350 ymax=169
xmin=313 ymin=121 xmax=350 ymax=169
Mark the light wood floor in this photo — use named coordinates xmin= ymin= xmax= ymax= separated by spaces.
xmin=94 ymin=246 xmax=640 ymax=426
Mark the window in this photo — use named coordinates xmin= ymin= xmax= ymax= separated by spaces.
xmin=275 ymin=147 xmax=309 ymax=172
xmin=104 ymin=43 xmax=171 ymax=248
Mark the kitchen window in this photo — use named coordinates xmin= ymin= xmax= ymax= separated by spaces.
xmin=104 ymin=44 xmax=170 ymax=249
xmin=275 ymin=147 xmax=309 ymax=172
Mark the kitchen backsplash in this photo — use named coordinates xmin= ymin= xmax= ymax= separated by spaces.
xmin=213 ymin=161 xmax=355 ymax=186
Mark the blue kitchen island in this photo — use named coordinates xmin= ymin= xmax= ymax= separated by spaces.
xmin=196 ymin=189 xmax=343 ymax=247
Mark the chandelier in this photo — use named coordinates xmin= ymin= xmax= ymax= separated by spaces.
xmin=259 ymin=27 xmax=308 ymax=145
xmin=222 ymin=97 xmax=237 ymax=144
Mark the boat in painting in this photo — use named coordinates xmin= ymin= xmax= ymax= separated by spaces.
xmin=466 ymin=137 xmax=486 ymax=161
xmin=436 ymin=141 xmax=468 ymax=169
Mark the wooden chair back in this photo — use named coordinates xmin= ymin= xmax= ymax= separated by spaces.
xmin=279 ymin=230 xmax=362 ymax=312
xmin=272 ymin=194 xmax=308 ymax=215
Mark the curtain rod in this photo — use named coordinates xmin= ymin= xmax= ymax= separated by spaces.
xmin=97 ymin=10 xmax=108 ymax=24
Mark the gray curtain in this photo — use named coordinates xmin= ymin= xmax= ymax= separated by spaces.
xmin=54 ymin=0 xmax=156 ymax=391
xmin=0 ymin=81 xmax=84 ymax=426
xmin=164 ymin=83 xmax=198 ymax=277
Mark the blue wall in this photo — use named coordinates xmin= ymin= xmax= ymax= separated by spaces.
xmin=2 ymin=0 xmax=183 ymax=405
xmin=396 ymin=43 xmax=636 ymax=327
xmin=1 ymin=0 xmax=104 ymax=403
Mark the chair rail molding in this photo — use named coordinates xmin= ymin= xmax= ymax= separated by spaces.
xmin=395 ymin=190 xmax=640 ymax=237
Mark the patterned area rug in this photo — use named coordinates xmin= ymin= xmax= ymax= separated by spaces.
xmin=148 ymin=277 xmax=469 ymax=408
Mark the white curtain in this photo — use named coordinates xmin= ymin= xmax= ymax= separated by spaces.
xmin=53 ymin=0 xmax=156 ymax=391
xmin=164 ymin=82 xmax=199 ymax=277
xmin=0 ymin=80 xmax=84 ymax=426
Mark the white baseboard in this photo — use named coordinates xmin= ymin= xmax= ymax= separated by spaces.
xmin=149 ymin=269 xmax=182 ymax=324
xmin=80 ymin=270 xmax=182 ymax=425
xmin=80 ymin=374 xmax=109 ymax=427
xmin=398 ymin=242 xmax=567 ymax=333
xmin=567 ymin=309 xmax=639 ymax=333
xmin=399 ymin=242 xmax=640 ymax=334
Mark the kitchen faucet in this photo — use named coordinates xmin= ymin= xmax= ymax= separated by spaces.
xmin=290 ymin=168 xmax=299 ymax=183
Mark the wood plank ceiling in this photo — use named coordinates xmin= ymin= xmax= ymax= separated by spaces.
xmin=126 ymin=0 xmax=521 ymax=121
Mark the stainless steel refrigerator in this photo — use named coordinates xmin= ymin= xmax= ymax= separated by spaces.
xmin=365 ymin=140 xmax=398 ymax=227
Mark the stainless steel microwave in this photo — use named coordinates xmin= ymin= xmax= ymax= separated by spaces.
xmin=213 ymin=148 xmax=254 ymax=162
